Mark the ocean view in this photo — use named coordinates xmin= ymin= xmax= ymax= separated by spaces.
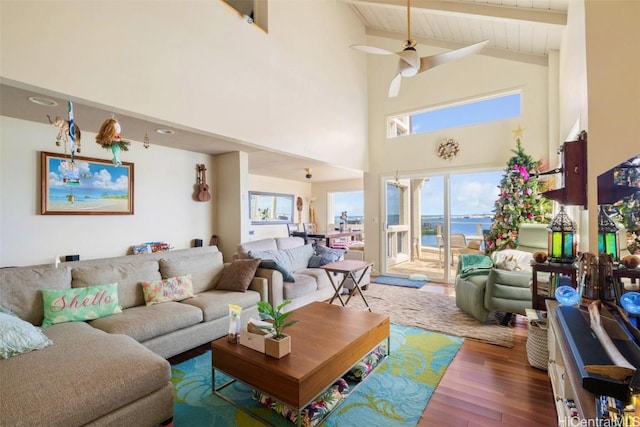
xmin=420 ymin=216 xmax=492 ymax=247
xmin=333 ymin=214 xmax=493 ymax=247
xmin=47 ymin=187 xmax=129 ymax=212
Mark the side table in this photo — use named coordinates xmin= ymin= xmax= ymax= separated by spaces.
xmin=321 ymin=260 xmax=373 ymax=312
xmin=531 ymin=262 xmax=577 ymax=310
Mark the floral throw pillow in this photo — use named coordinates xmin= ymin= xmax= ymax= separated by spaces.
xmin=253 ymin=378 xmax=349 ymax=427
xmin=41 ymin=283 xmax=123 ymax=327
xmin=141 ymin=274 xmax=194 ymax=306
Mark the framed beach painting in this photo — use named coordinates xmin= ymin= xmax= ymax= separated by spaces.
xmin=41 ymin=151 xmax=134 ymax=215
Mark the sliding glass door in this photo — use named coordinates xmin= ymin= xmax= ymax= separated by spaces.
xmin=384 ymin=170 xmax=500 ymax=283
xmin=420 ymin=175 xmax=447 ymax=282
xmin=384 ymin=178 xmax=411 ymax=269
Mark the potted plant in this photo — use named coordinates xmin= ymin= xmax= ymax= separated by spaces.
xmin=256 ymin=300 xmax=298 ymax=358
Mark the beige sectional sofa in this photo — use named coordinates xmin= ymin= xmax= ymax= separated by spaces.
xmin=236 ymin=236 xmax=370 ymax=311
xmin=0 ymin=246 xmax=266 ymax=427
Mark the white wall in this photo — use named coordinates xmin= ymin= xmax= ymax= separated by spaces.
xmin=583 ymin=0 xmax=640 ymax=252
xmin=0 ymin=0 xmax=370 ymax=265
xmin=558 ymin=0 xmax=588 ymax=144
xmin=216 ymin=151 xmax=248 ymax=261
xmin=558 ymin=0 xmax=640 ymax=253
xmin=584 ymin=0 xmax=640 ymax=175
xmin=363 ymin=35 xmax=550 ymax=273
xmin=0 ymin=116 xmax=214 ymax=267
xmin=0 ymin=0 xmax=369 ymax=173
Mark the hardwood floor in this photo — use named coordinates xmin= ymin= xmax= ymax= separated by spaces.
xmin=169 ymin=284 xmax=558 ymax=427
xmin=420 ymin=310 xmax=557 ymax=427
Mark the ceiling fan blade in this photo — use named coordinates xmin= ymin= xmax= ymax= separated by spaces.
xmin=350 ymin=44 xmax=395 ymax=55
xmin=388 ymin=73 xmax=402 ymax=98
xmin=418 ymin=40 xmax=489 ymax=73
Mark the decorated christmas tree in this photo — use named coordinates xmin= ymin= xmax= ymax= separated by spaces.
xmin=485 ymin=127 xmax=552 ymax=254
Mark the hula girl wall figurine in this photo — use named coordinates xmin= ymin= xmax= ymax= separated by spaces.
xmin=95 ymin=117 xmax=131 ymax=166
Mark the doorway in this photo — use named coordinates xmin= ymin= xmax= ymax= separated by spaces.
xmin=384 ymin=170 xmax=500 ymax=283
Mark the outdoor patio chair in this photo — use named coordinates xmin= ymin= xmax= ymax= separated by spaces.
xmin=438 ymin=233 xmax=468 ymax=267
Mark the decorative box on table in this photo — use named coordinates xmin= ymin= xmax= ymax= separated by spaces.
xmin=239 ymin=319 xmax=272 ymax=353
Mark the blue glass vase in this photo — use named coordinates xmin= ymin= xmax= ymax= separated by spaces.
xmin=555 ymin=285 xmax=580 ymax=306
xmin=621 ymin=292 xmax=640 ymax=315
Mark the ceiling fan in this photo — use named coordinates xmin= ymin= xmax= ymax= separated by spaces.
xmin=350 ymin=0 xmax=489 ymax=98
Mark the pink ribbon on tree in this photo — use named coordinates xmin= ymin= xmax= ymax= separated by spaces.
xmin=513 ymin=165 xmax=530 ymax=181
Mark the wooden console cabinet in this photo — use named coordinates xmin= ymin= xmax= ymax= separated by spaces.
xmin=546 ymin=299 xmax=596 ymax=424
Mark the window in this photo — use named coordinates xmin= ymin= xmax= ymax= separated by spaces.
xmin=249 ymin=191 xmax=293 ymax=224
xmin=387 ymin=92 xmax=521 ymax=138
xmin=329 ymin=191 xmax=364 ymax=227
xmin=389 ymin=116 xmax=411 ymax=138
xmin=386 ymin=184 xmax=403 ymax=226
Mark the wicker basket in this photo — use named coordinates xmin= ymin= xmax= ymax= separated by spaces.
xmin=526 ymin=319 xmax=549 ymax=370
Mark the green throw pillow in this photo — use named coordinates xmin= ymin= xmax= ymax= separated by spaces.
xmin=41 ymin=283 xmax=123 ymax=327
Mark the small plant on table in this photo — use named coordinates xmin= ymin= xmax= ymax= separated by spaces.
xmin=256 ymin=300 xmax=298 ymax=339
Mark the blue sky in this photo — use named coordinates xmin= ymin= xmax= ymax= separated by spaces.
xmin=333 ymin=191 xmax=364 ymax=217
xmin=48 ymin=158 xmax=130 ymax=191
xmin=411 ymin=93 xmax=520 ymax=134
xmin=332 ymin=170 xmax=502 ymax=218
xmin=422 ymin=171 xmax=501 ymax=215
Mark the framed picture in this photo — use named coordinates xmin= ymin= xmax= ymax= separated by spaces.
xmin=41 ymin=151 xmax=134 ymax=215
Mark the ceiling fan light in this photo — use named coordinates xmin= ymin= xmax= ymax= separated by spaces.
xmin=400 ymin=67 xmax=418 ymax=77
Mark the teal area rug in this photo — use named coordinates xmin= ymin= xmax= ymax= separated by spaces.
xmin=171 ymin=324 xmax=463 ymax=426
xmin=371 ymin=275 xmax=427 ymax=289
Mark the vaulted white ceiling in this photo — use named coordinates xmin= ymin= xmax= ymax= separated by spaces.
xmin=345 ymin=0 xmax=567 ymax=64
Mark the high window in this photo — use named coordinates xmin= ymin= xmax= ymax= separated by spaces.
xmin=387 ymin=92 xmax=521 ymax=138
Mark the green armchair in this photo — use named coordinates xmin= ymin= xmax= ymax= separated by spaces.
xmin=454 ymin=223 xmax=549 ymax=323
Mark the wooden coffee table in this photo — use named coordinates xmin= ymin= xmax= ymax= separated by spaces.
xmin=211 ymin=302 xmax=389 ymax=424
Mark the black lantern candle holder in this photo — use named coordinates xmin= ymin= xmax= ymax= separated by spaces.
xmin=547 ymin=206 xmax=577 ymax=264
xmin=598 ymin=206 xmax=619 ymax=262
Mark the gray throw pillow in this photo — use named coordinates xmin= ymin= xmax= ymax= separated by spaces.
xmin=308 ymin=254 xmax=338 ymax=268
xmin=257 ymin=260 xmax=295 ymax=282
xmin=315 ymin=245 xmax=345 ymax=261
xmin=247 ymin=245 xmax=314 ymax=282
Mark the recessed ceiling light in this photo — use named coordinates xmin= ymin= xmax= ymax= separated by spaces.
xmin=28 ymin=96 xmax=58 ymax=107
xmin=155 ymin=128 xmax=175 ymax=135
